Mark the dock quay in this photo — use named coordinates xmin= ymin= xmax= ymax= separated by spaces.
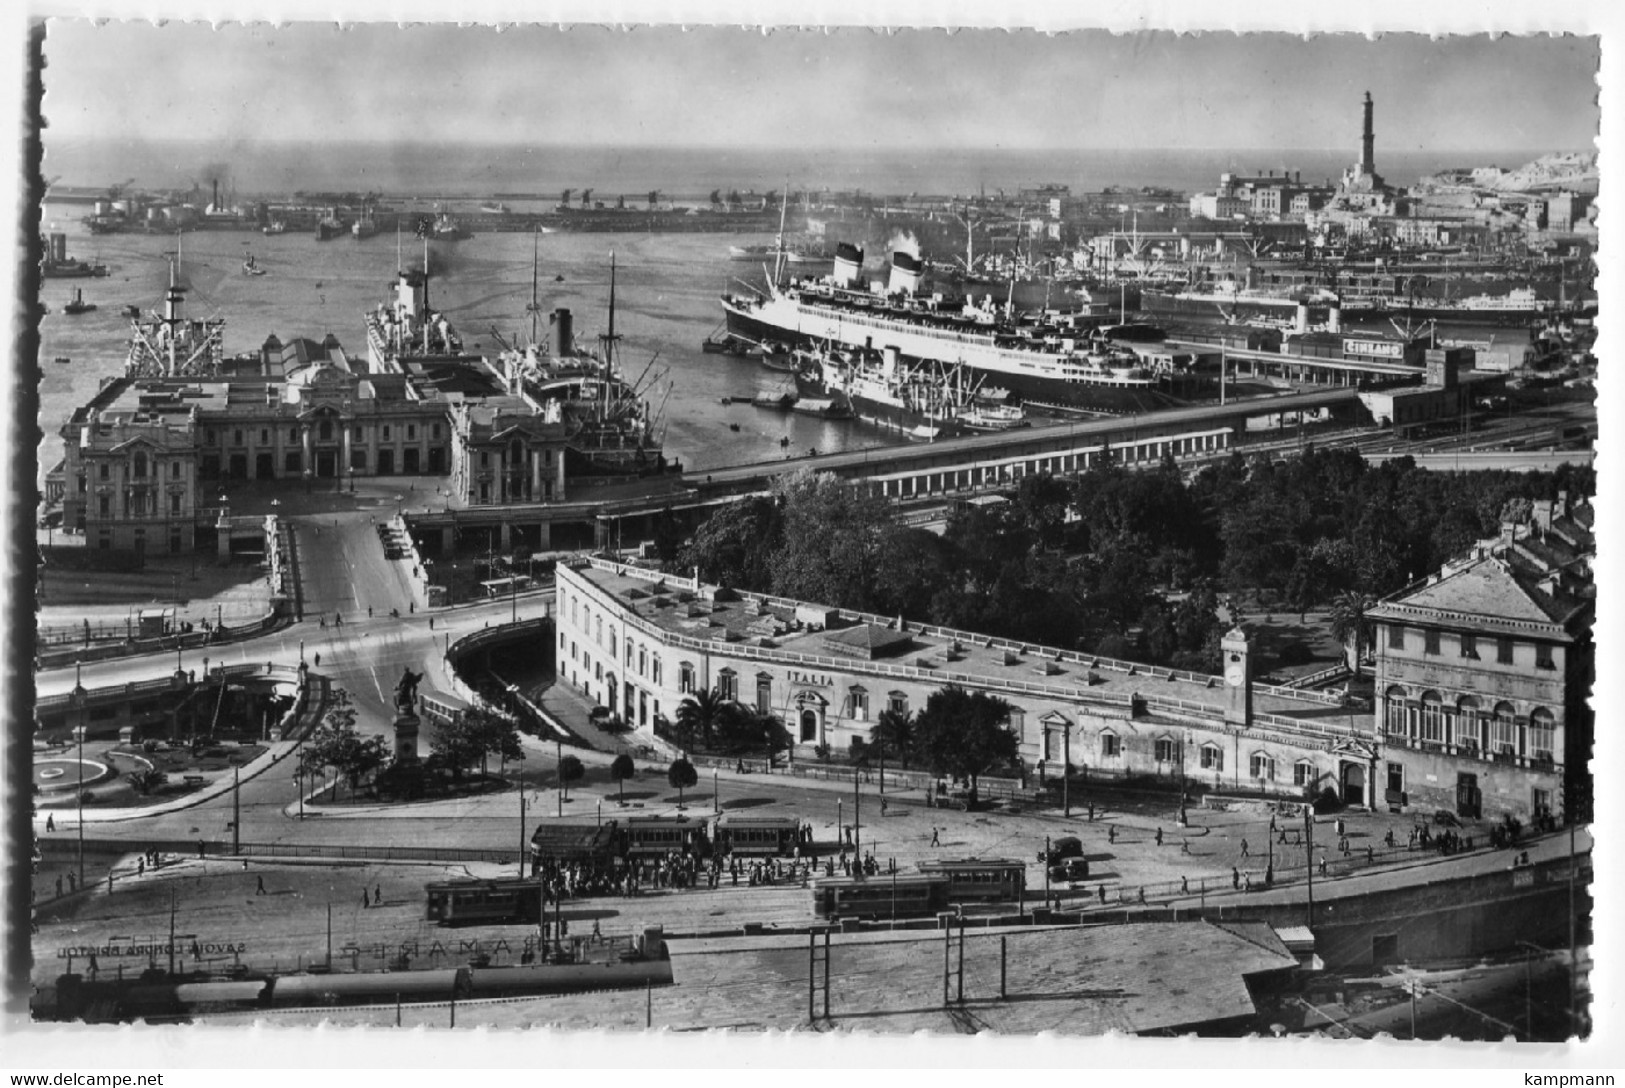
xmin=398 ymin=389 xmax=1361 ymax=556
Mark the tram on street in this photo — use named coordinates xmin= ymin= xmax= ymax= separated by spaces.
xmin=425 ymin=878 xmax=545 ymax=926
xmin=913 ymin=858 xmax=1028 ymax=904
xmin=713 ymin=814 xmax=804 ymax=857
xmin=811 ymin=873 xmax=947 ymax=921
xmin=618 ymin=815 xmax=712 ymax=858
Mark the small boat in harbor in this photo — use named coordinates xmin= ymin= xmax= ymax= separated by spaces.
xmin=63 ymin=288 xmax=96 ymax=315
xmin=261 ymin=220 xmax=287 ymax=235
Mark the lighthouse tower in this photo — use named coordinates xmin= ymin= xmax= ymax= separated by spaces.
xmin=1339 ymin=91 xmax=1389 ymax=203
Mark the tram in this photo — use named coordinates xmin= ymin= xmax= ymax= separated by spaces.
xmin=811 ymin=873 xmax=946 ymax=921
xmin=618 ymin=815 xmax=712 ymax=859
xmin=425 ymin=878 xmax=545 ymax=926
xmin=915 ymin=858 xmax=1027 ymax=904
xmin=713 ymin=814 xmax=804 ymax=857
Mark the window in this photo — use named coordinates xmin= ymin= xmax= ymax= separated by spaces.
xmin=1419 ymin=692 xmax=1444 ymax=744
xmin=132 ymin=452 xmax=147 ymax=478
xmin=432 ymin=423 xmax=441 ymax=439
xmin=1535 ymin=644 xmax=1555 ymax=670
xmin=1453 ymin=697 xmax=1480 ymax=751
xmin=1528 ymin=708 xmax=1555 ymax=762
xmin=170 ymin=461 xmax=180 ymax=479
xmin=848 ymin=686 xmax=869 ymax=720
xmin=289 ymin=427 xmax=298 ymax=443
xmin=481 ymin=452 xmax=490 ymax=468
xmin=354 ymin=427 xmax=364 ymax=443
xmin=595 ymin=663 xmax=603 ymax=682
xmin=169 ymin=493 xmax=181 ymax=516
xmin=679 ymin=662 xmax=695 ymax=694
xmin=98 ymin=495 xmax=110 ymax=517
xmin=755 ymin=674 xmax=772 ymax=715
xmin=319 ymin=420 xmax=333 ymax=440
xmin=1387 ymin=761 xmax=1405 ymax=795
xmin=1387 ymin=623 xmax=1405 ymax=650
xmin=1006 ymin=708 xmax=1024 ymax=741
xmin=1154 ymin=738 xmax=1176 ymax=764
xmin=1423 ymin=629 xmax=1441 ymax=656
xmin=638 ymin=646 xmax=647 ymax=675
xmin=651 ymin=659 xmax=662 ymax=686
xmin=888 ymin=691 xmax=909 ymax=716
xmin=560 ymin=631 xmax=566 ymax=649
xmin=1199 ymin=744 xmax=1223 ymax=772
xmin=1491 ymin=702 xmax=1518 ymax=755
xmin=1384 ymin=686 xmax=1408 ymax=739
xmin=205 ymin=430 xmax=216 ymax=446
xmin=1100 ymin=732 xmax=1120 ymax=758
xmin=260 ymin=429 xmax=269 ymax=444
xmin=234 ymin=430 xmax=243 ymax=446
xmin=1459 ymin=633 xmax=1478 ymax=659
xmin=1250 ymin=753 xmax=1275 ymax=780
xmin=1294 ymin=761 xmax=1315 ymax=788
xmin=383 ymin=426 xmax=392 ymax=441
xmin=717 ymin=669 xmax=738 ymax=703
xmin=99 ymin=463 xmax=110 ymax=480
xmin=408 ymin=425 xmax=417 ymax=440
xmin=1497 ymin=637 xmax=1515 ymax=665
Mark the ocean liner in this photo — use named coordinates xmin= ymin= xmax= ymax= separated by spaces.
xmin=721 ymin=244 xmax=1172 ymax=413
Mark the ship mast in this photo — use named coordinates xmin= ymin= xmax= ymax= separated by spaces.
xmin=771 ymin=181 xmax=790 ymax=288
xmin=529 ymin=227 xmax=541 ymax=346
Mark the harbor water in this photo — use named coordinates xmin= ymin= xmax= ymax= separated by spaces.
xmin=34 ymin=208 xmax=898 ymax=489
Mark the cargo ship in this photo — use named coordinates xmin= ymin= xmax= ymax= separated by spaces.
xmin=795 ymin=343 xmax=1027 ymax=441
xmin=721 ymin=244 xmax=1173 ymax=413
xmin=40 ymin=233 xmax=108 ymax=279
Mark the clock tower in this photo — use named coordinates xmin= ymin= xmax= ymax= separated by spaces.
xmin=1221 ymin=627 xmax=1251 ymax=727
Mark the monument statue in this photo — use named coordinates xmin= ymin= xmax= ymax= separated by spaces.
xmin=395 ymin=667 xmax=423 ymax=712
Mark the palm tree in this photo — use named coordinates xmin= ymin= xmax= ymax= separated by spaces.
xmin=872 ymin=709 xmax=915 ymax=769
xmin=1328 ymin=590 xmax=1376 ymax=676
xmin=676 ymin=688 xmax=726 ymax=750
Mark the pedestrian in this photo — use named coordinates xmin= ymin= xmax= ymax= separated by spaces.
xmin=429 ymin=618 xmax=434 ymax=630
xmin=45 ymin=814 xmax=54 ymax=832
xmin=1366 ymin=845 xmax=1375 ymax=864
xmin=256 ymin=875 xmax=266 ymax=896
xmin=1241 ymin=839 xmax=1249 ymax=858
xmin=1107 ymin=826 xmax=1116 ymax=845
xmin=55 ymin=876 xmax=62 ymax=897
xmin=335 ymin=613 xmax=342 ymax=627
xmin=314 ymin=652 xmax=321 ymax=666
xmin=409 ymin=602 xmax=415 ymax=614
xmin=1181 ymin=876 xmax=1189 ymax=894
xmin=138 ymin=858 xmax=145 ymax=877
xmin=319 ymin=618 xmax=326 ymax=629
xmin=930 ymin=828 xmax=940 ymax=847
xmin=1180 ymin=840 xmax=1190 ymax=856
xmin=1231 ymin=867 xmax=1240 ymax=890
xmin=362 ymin=889 xmax=370 ymax=908
xmin=1319 ymin=857 xmax=1328 ymax=877
xmin=1278 ymin=829 xmax=1287 ymax=846
xmin=1243 ymin=873 xmax=1252 ymax=892
xmin=1097 ymin=884 xmax=1106 ymax=905
xmin=1155 ymin=827 xmax=1163 ymax=847
xmin=1087 ymin=802 xmax=1094 ymax=822
xmin=368 ymin=606 xmax=374 ymax=618
xmin=1137 ymin=886 xmax=1145 ymax=904
xmin=374 ymin=885 xmax=382 ymax=905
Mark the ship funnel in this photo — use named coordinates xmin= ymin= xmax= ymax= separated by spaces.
xmin=888 ymin=251 xmax=924 ymax=296
xmin=1295 ymin=301 xmax=1309 ymax=335
xmin=832 ymin=243 xmax=864 ymax=288
xmin=552 ymin=308 xmax=574 ymax=356
xmin=882 ymin=345 xmax=900 ymax=378
xmin=1328 ymin=300 xmax=1342 ymax=334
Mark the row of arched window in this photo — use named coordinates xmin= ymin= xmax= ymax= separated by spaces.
xmin=1383 ymin=687 xmax=1556 ymax=760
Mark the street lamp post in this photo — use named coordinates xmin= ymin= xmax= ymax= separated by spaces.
xmin=73 ymin=662 xmax=86 ymax=892
xmin=1062 ymin=721 xmax=1071 ymax=818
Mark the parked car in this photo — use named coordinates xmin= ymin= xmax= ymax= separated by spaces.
xmin=1044 ymin=836 xmax=1084 ymax=865
xmin=1050 ymin=857 xmax=1091 ymax=883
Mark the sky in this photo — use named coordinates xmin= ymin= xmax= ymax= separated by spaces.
xmin=37 ymin=20 xmax=1600 ymax=152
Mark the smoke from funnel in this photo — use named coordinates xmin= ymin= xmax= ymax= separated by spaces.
xmin=887 ymin=230 xmax=922 ymax=259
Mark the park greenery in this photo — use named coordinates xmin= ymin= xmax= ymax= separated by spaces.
xmin=678 ymin=455 xmax=1593 ymax=672
xmin=668 ymin=692 xmax=792 ymax=761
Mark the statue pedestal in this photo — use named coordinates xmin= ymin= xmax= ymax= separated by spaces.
xmin=394 ymin=710 xmax=421 ymax=762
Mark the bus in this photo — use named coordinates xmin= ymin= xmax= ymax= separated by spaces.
xmin=714 ymin=814 xmax=804 ymax=857
xmin=425 ymin=878 xmax=544 ymax=926
xmin=914 ymin=858 xmax=1028 ymax=904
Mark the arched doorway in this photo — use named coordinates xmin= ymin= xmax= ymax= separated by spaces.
xmin=800 ymin=709 xmax=818 ymax=744
xmin=1340 ymin=761 xmax=1366 ymax=806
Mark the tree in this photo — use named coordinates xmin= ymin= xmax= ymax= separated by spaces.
xmin=676 ymin=689 xmax=727 ymax=749
xmin=1328 ymin=591 xmax=1377 ymax=676
xmin=609 ymin=753 xmax=636 ymax=805
xmin=558 ymin=754 xmax=584 ymax=800
xmin=871 ymin=708 xmax=915 ymax=770
xmin=126 ymin=768 xmax=167 ymax=796
xmin=912 ymin=686 xmax=1018 ymax=806
xmin=431 ymin=706 xmax=521 ymax=782
xmin=668 ymin=757 xmax=698 ymax=809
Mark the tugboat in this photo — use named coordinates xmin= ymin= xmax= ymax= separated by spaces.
xmin=261 ymin=220 xmax=287 ymax=236
xmin=62 ymin=288 xmax=97 ymax=315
